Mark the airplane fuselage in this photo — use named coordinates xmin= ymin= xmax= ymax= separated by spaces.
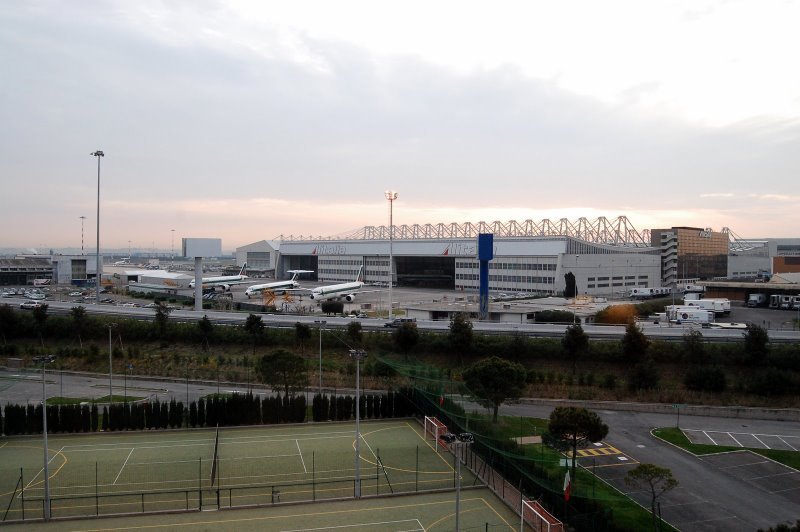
xmin=309 ymin=281 xmax=363 ymax=301
xmin=245 ymin=280 xmax=298 ymax=298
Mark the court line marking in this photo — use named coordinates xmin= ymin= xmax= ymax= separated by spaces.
xmin=296 ymin=439 xmax=307 ymax=473
xmin=279 ymin=518 xmax=424 ymax=531
xmin=0 ymin=441 xmax=7 ymax=450
xmin=113 ymin=448 xmax=135 ymax=485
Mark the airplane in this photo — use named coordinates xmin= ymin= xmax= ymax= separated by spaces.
xmin=113 ymin=257 xmax=131 ymax=266
xmin=189 ymin=264 xmax=250 ymax=291
xmin=245 ymin=270 xmax=314 ymax=299
xmin=308 ymin=266 xmax=380 ymax=302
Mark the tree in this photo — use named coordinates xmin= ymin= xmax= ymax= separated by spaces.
xmin=757 ymin=520 xmax=800 ymax=532
xmin=32 ymin=303 xmax=49 ymax=347
xmin=448 ymin=312 xmax=473 ymax=364
xmin=625 ymin=463 xmax=678 ymax=531
xmin=548 ymin=406 xmax=608 ymax=478
xmin=243 ymin=314 xmax=265 ymax=357
xmin=295 ymin=322 xmax=311 ymax=355
xmin=256 ymin=349 xmax=308 ymax=397
xmin=562 ymin=324 xmax=589 ymax=375
xmin=0 ymin=304 xmax=18 ymax=344
xmin=743 ymin=323 xmax=769 ymax=365
xmin=346 ymin=321 xmax=363 ymax=345
xmin=70 ymin=305 xmax=88 ymax=347
xmin=153 ymin=302 xmax=172 ymax=337
xmin=622 ymin=321 xmax=649 ymax=363
xmin=563 ymin=271 xmax=577 ymax=298
xmin=393 ymin=323 xmax=419 ymax=358
xmin=197 ymin=315 xmax=214 ymax=351
xmin=681 ymin=329 xmax=706 ymax=364
xmin=462 ymin=356 xmax=527 ymax=422
xmin=628 ymin=356 xmax=660 ymax=391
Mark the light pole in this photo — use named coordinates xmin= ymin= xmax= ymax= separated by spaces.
xmin=171 ymin=229 xmax=175 ymax=261
xmin=440 ymin=431 xmax=474 ymax=531
xmin=349 ymin=349 xmax=367 ymax=498
xmin=35 ymin=354 xmax=56 ymax=520
xmin=79 ymin=216 xmax=86 ymax=255
xmin=315 ymin=320 xmax=326 ymax=395
xmin=91 ymin=150 xmax=104 ymax=304
xmin=384 ymin=191 xmax=398 ymax=319
xmin=108 ymin=323 xmax=116 ymax=419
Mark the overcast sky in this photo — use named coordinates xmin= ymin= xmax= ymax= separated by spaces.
xmin=2 ymin=0 xmax=799 ymax=251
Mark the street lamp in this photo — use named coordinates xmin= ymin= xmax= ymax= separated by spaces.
xmin=314 ymin=320 xmax=326 ymax=395
xmin=439 ymin=431 xmax=474 ymax=531
xmin=171 ymin=229 xmax=175 ymax=260
xmin=91 ymin=150 xmax=104 ymax=304
xmin=384 ymin=191 xmax=398 ymax=319
xmin=79 ymin=216 xmax=86 ymax=255
xmin=349 ymin=349 xmax=367 ymax=497
xmin=34 ymin=354 xmax=56 ymax=520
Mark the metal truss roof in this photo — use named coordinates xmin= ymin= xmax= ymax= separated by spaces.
xmin=276 ymin=216 xmax=654 ymax=247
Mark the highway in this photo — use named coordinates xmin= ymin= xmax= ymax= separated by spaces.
xmin=7 ymin=295 xmax=800 ymax=343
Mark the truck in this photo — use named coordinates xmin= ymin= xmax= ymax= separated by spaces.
xmin=791 ymin=295 xmax=800 ymax=310
xmin=779 ymin=295 xmax=792 ymax=310
xmin=685 ymin=298 xmax=730 ymax=316
xmin=746 ymin=293 xmax=767 ymax=307
xmin=665 ymin=305 xmax=715 ymax=325
xmin=769 ymin=294 xmax=781 ymax=309
xmin=628 ymin=287 xmax=671 ymax=299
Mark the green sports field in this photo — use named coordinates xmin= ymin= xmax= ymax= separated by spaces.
xmin=1 ymin=419 xmax=501 ymax=525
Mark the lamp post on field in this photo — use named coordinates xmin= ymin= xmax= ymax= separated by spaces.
xmin=91 ymin=150 xmax=104 ymax=303
xmin=314 ymin=320 xmax=326 ymax=395
xmin=439 ymin=431 xmax=474 ymax=531
xmin=349 ymin=349 xmax=367 ymax=498
xmin=35 ymin=354 xmax=56 ymax=520
xmin=384 ymin=191 xmax=398 ymax=319
xmin=108 ymin=323 xmax=116 ymax=420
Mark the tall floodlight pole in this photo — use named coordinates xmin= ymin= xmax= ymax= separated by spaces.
xmin=384 ymin=191 xmax=398 ymax=319
xmin=453 ymin=433 xmax=474 ymax=532
xmin=37 ymin=355 xmax=55 ymax=520
xmin=91 ymin=150 xmax=104 ymax=304
xmin=315 ymin=320 xmax=326 ymax=395
xmin=349 ymin=349 xmax=367 ymax=497
xmin=79 ymin=216 xmax=86 ymax=255
xmin=108 ymin=323 xmax=116 ymax=420
xmin=171 ymin=229 xmax=175 ymax=260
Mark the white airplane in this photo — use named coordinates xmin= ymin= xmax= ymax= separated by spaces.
xmin=308 ymin=266 xmax=379 ymax=302
xmin=245 ymin=270 xmax=314 ymax=299
xmin=113 ymin=257 xmax=131 ymax=266
xmin=190 ymin=264 xmax=250 ymax=291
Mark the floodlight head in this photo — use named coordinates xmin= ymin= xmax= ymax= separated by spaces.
xmin=384 ymin=190 xmax=398 ymax=201
xmin=91 ymin=150 xmax=104 ymax=157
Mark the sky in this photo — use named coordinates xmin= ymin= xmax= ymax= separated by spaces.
xmin=2 ymin=0 xmax=799 ymax=252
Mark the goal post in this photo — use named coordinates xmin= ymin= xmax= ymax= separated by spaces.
xmin=424 ymin=416 xmax=448 ymax=452
xmin=521 ymin=498 xmax=563 ymax=532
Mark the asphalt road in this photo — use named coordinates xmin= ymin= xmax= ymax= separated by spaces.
xmin=502 ymin=403 xmax=800 ymax=531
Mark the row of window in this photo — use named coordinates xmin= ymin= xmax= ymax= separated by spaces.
xmin=455 ymin=261 xmax=557 ymax=271
xmin=318 ymin=259 xmax=363 ymax=266
xmin=587 ymin=282 xmax=645 ymax=288
xmin=456 ymin=273 xmax=555 ymax=284
xmin=365 ymin=259 xmax=389 ymax=267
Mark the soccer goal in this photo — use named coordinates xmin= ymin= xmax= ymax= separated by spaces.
xmin=521 ymin=498 xmax=563 ymax=532
xmin=424 ymin=416 xmax=448 ymax=453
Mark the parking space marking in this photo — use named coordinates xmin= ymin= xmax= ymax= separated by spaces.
xmin=703 ymin=431 xmax=718 ymax=445
xmin=753 ymin=434 xmax=769 ymax=449
xmin=727 ymin=432 xmax=743 ymax=447
xmin=778 ymin=436 xmax=798 ymax=451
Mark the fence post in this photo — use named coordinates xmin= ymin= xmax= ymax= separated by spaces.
xmin=198 ymin=457 xmax=202 ymax=511
xmin=312 ymin=451 xmax=315 ymax=502
xmin=415 ymin=446 xmax=419 ymax=492
xmin=95 ymin=462 xmax=99 ymax=516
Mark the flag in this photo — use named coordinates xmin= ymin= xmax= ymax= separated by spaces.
xmin=563 ymin=471 xmax=571 ymax=501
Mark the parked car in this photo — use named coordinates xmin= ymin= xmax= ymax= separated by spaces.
xmin=20 ymin=300 xmax=43 ymax=310
xmin=69 ymin=291 xmax=82 ymax=297
xmin=384 ymin=317 xmax=416 ymax=328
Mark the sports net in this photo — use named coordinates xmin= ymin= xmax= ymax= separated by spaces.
xmin=424 ymin=416 xmax=447 ymax=452
xmin=521 ymin=499 xmax=564 ymax=532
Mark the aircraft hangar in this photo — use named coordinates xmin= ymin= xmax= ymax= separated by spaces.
xmin=238 ymin=217 xmax=664 ymax=298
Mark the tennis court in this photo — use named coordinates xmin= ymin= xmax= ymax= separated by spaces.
xmin=1 ymin=420 xmax=480 ymax=522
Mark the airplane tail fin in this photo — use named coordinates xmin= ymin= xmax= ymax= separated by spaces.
xmin=355 ymin=265 xmax=364 ymax=283
xmin=240 ymin=263 xmax=247 ymax=276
